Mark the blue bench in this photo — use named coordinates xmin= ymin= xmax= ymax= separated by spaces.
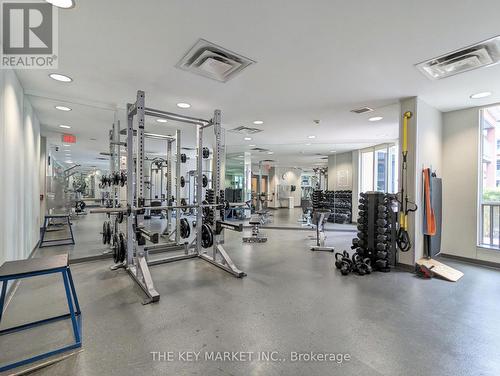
xmin=39 ymin=214 xmax=75 ymax=248
xmin=0 ymin=254 xmax=82 ymax=372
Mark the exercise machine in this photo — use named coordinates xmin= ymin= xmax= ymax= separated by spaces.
xmin=91 ymin=90 xmax=245 ymax=303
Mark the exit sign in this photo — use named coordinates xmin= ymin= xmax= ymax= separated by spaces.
xmin=62 ymin=134 xmax=76 ymax=143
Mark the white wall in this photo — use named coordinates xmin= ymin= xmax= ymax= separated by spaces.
xmin=0 ymin=70 xmax=41 ymax=265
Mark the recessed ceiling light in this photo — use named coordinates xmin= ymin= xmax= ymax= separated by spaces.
xmin=64 ymin=149 xmax=71 ymax=152
xmin=45 ymin=0 xmax=75 ymax=9
xmin=244 ymin=137 xmax=252 ymax=141
xmin=248 ymin=144 xmax=256 ymax=147
xmin=59 ymin=124 xmax=71 ymax=129
xmin=267 ymin=151 xmax=274 ymax=155
xmin=55 ymin=105 xmax=72 ymax=112
xmin=63 ymin=144 xmax=70 ymax=147
xmin=330 ymin=150 xmax=336 ymax=153
xmin=177 ymin=102 xmax=191 ymax=108
xmin=49 ymin=73 xmax=72 ymax=82
xmin=253 ymin=120 xmax=264 ymax=125
xmin=156 ymin=119 xmax=167 ymax=123
xmin=305 ymin=143 xmax=312 ymax=146
xmin=470 ymin=91 xmax=492 ymax=99
xmin=307 ymin=135 xmax=316 ymax=139
xmin=65 ymin=160 xmax=73 ymax=163
xmin=369 ymin=116 xmax=383 ymax=122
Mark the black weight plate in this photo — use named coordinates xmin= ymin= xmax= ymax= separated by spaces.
xmin=119 ymin=233 xmax=126 ymax=263
xmin=180 ymin=176 xmax=185 ymax=188
xmin=102 ymin=222 xmax=107 ymax=244
xmin=202 ymin=174 xmax=208 ymax=188
xmin=202 ymin=147 xmax=210 ymax=159
xmin=180 ymin=198 xmax=187 ymax=212
xmin=112 ymin=234 xmax=119 ymax=263
xmin=201 ymin=224 xmax=213 ymax=248
xmin=180 ymin=218 xmax=190 ymax=239
xmin=106 ymin=221 xmax=112 ymax=244
xmin=180 ymin=153 xmax=187 ymax=163
xmin=120 ymin=172 xmax=126 ymax=187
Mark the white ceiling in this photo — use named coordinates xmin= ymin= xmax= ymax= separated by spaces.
xmin=17 ymin=0 xmax=500 ymax=169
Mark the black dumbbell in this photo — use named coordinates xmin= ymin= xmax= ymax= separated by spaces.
xmin=376 ymin=219 xmax=387 ymax=227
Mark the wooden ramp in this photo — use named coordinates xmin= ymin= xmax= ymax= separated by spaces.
xmin=416 ymin=258 xmax=464 ymax=282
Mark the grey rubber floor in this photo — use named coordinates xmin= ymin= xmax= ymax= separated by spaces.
xmin=1 ymin=213 xmax=500 ymax=375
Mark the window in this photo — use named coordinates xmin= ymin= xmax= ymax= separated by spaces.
xmin=479 ymin=105 xmax=500 ymax=248
xmin=359 ymin=143 xmax=398 ymax=194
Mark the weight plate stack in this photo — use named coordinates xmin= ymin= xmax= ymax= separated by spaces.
xmin=201 ymin=224 xmax=214 ymax=248
xmin=219 ymin=190 xmax=226 ymax=220
xmin=204 ymin=190 xmax=215 ymax=225
xmin=180 ymin=218 xmax=191 ymax=239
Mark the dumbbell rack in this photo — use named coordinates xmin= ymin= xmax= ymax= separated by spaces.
xmin=353 ymin=192 xmax=397 ymax=272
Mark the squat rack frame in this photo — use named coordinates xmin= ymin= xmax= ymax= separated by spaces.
xmin=122 ymin=90 xmax=245 ymax=303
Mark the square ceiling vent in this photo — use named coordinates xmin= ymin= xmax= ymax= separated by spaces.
xmin=176 ymin=39 xmax=255 ymax=82
xmin=229 ymin=126 xmax=263 ymax=135
xmin=416 ymin=35 xmax=500 ymax=80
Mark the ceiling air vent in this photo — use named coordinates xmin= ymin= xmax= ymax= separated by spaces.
xmin=351 ymin=107 xmax=373 ymax=114
xmin=96 ymin=157 xmax=109 ymax=161
xmin=416 ymin=35 xmax=500 ymax=80
xmin=229 ymin=126 xmax=263 ymax=135
xmin=176 ymin=39 xmax=255 ymax=82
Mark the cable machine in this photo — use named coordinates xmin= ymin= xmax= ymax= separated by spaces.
xmin=92 ymin=90 xmax=245 ymax=303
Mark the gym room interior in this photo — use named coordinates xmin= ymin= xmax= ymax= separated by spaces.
xmin=1 ymin=1 xmax=500 ymax=375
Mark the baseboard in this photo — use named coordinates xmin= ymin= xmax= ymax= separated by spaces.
xmin=395 ymin=263 xmax=415 ymax=272
xmin=440 ymin=253 xmax=500 ymax=270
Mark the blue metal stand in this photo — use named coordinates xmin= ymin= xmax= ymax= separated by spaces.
xmin=39 ymin=214 xmax=75 ymax=248
xmin=0 ymin=255 xmax=82 ymax=372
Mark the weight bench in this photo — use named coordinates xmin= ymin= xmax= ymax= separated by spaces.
xmin=0 ymin=254 xmax=82 ymax=372
xmin=39 ymin=214 xmax=75 ymax=248
xmin=243 ymin=214 xmax=268 ymax=243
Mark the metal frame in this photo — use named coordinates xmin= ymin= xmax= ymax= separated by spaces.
xmin=39 ymin=214 xmax=75 ymax=248
xmin=0 ymin=266 xmax=81 ymax=372
xmin=122 ymin=90 xmax=245 ymax=303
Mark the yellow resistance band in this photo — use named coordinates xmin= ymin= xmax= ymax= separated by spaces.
xmin=400 ymin=111 xmax=412 ymax=230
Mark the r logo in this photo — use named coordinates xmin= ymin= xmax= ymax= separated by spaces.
xmin=2 ymin=2 xmax=53 ymax=54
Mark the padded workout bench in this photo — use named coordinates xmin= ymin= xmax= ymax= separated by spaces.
xmin=40 ymin=214 xmax=75 ymax=248
xmin=0 ymin=254 xmax=82 ymax=372
xmin=243 ymin=213 xmax=268 ymax=243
